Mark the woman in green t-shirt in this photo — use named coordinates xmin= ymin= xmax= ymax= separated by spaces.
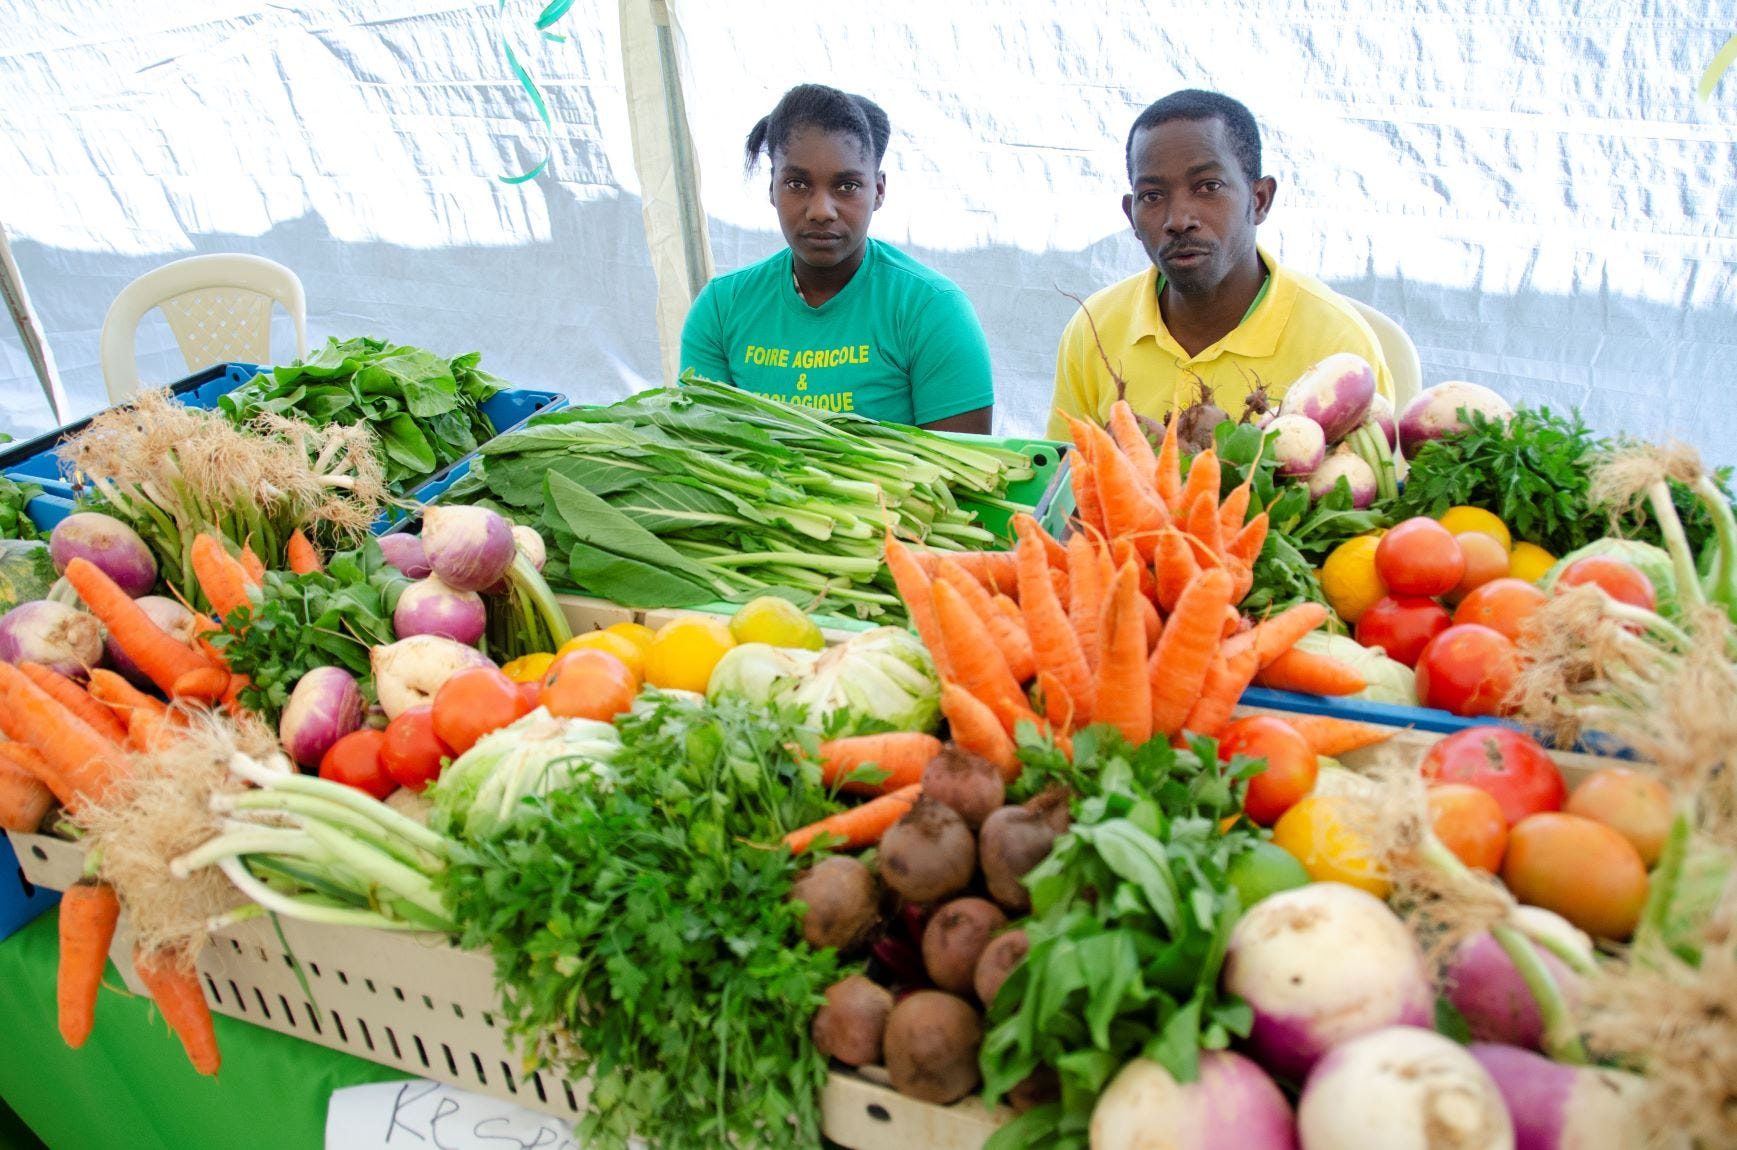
xmin=680 ymin=83 xmax=994 ymax=431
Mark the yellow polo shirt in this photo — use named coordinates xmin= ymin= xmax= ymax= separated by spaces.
xmin=1047 ymin=249 xmax=1394 ymax=439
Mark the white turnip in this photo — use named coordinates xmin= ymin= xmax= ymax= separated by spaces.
xmin=1397 ymin=381 xmax=1514 ymax=458
xmin=278 ymin=666 xmax=366 ymax=768
xmin=1222 ymin=883 xmax=1433 ymax=1079
xmin=1304 ymin=447 xmax=1378 ymax=508
xmin=1469 ymin=1043 xmax=1664 ymax=1150
xmin=106 ymin=595 xmax=197 ymax=687
xmin=1265 ymin=415 xmax=1327 ymax=477
xmin=370 ymin=634 xmax=494 ymax=719
xmin=393 ymin=575 xmax=487 ymax=646
xmin=1298 ymin=1027 xmax=1513 ymax=1149
xmin=1089 ymin=1051 xmax=1298 ymax=1150
xmin=511 ymin=525 xmax=546 ymax=573
xmin=49 ymin=512 xmax=157 ymax=598
xmin=0 ymin=600 xmax=104 ymax=678
xmin=1278 ymin=353 xmax=1376 ymax=444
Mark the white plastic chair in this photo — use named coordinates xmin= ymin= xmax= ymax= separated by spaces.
xmin=1345 ymin=297 xmax=1422 ymax=413
xmin=99 ymin=253 xmax=308 ymax=404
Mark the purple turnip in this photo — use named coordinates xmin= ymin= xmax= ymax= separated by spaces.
xmin=0 ymin=600 xmax=104 ymax=678
xmin=1397 ymin=381 xmax=1514 ymax=458
xmin=106 ymin=596 xmax=198 ymax=687
xmin=1090 ymin=1051 xmax=1297 ymax=1150
xmin=1221 ymin=883 xmax=1434 ymax=1080
xmin=1265 ymin=414 xmax=1328 ymax=477
xmin=1446 ymin=930 xmax=1581 ymax=1051
xmin=420 ymin=505 xmax=515 ymax=592
xmin=1469 ymin=1043 xmax=1659 ymax=1150
xmin=1304 ymin=447 xmax=1378 ymax=508
xmin=393 ymin=575 xmax=487 ymax=646
xmin=1277 ymin=353 xmax=1376 ymax=444
xmin=278 ymin=666 xmax=366 ymax=768
xmin=1299 ymin=1026 xmax=1513 ymax=1149
xmin=378 ymin=533 xmax=432 ymax=579
xmin=1368 ymin=392 xmax=1397 ymax=450
xmin=49 ymin=512 xmax=157 ymax=598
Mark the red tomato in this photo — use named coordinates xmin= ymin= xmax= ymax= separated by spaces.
xmin=1555 ymin=556 xmax=1656 ymax=613
xmin=433 ymin=666 xmax=530 ymax=756
xmin=1218 ymin=716 xmax=1319 ymax=827
xmin=380 ymin=705 xmax=453 ymax=792
xmin=1452 ymin=578 xmax=1548 ymax=643
xmin=1448 ymin=532 xmax=1511 ymax=604
xmin=518 ymin=680 xmax=543 ymax=713
xmin=540 ymin=649 xmax=638 ymax=722
xmin=1375 ymin=517 xmax=1466 ymax=597
xmin=1415 ymin=624 xmax=1521 ymax=717
xmin=1354 ymin=595 xmax=1453 ymax=667
xmin=1419 ymin=725 xmax=1566 ymax=827
xmin=318 ymin=728 xmax=395 ymax=800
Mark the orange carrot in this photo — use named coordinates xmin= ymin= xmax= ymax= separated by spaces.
xmin=1155 ymin=529 xmax=1203 ymax=616
xmin=1093 ymin=562 xmax=1153 ymax=745
xmin=1222 ymin=603 xmax=1330 ymax=670
xmin=132 ymin=944 xmax=220 ymax=1076
xmin=1225 ymin=556 xmax=1255 ymax=605
xmin=941 ymin=682 xmax=1019 ymax=780
xmin=1015 ymin=530 xmax=1094 ymax=728
xmin=66 ymin=558 xmax=216 ymax=696
xmin=1112 ymin=537 xmax=1158 ymax=604
xmin=171 ymin=666 xmax=230 ymax=703
xmin=1068 ymin=450 xmax=1105 ymax=539
xmin=932 ymin=581 xmax=1045 ymax=739
xmin=1010 ymin=513 xmax=1070 ymax=572
xmin=0 ymin=738 xmax=73 ymax=810
xmin=1185 ymin=487 xmax=1224 ymax=559
xmin=782 ymin=783 xmax=923 ymax=853
xmin=1274 ymin=713 xmax=1397 ymax=757
xmin=1149 ymin=568 xmax=1235 ymax=736
xmin=1253 ymin=647 xmax=1368 ymax=696
xmin=936 ymin=563 xmax=1036 ymax=684
xmin=1177 ymin=448 xmax=1221 ymax=523
xmin=190 ymin=534 xmax=254 ymax=623
xmin=1066 ymin=533 xmax=1105 ymax=672
xmin=189 ymin=616 xmax=230 ymax=670
xmin=86 ymin=668 xmax=169 ymax=728
xmin=1049 ymin=565 xmax=1071 ymax=604
xmin=219 ymin=672 xmax=253 ymax=716
xmin=818 ymin=733 xmax=943 ymax=795
xmin=1154 ymin=411 xmax=1184 ymax=516
xmin=1034 ymin=669 xmax=1076 ymax=733
xmin=1180 ymin=642 xmax=1263 ymax=739
xmin=1218 ymin=471 xmax=1254 ymax=539
xmin=0 ymin=750 xmax=55 ymax=833
xmin=238 ymin=540 xmax=266 ymax=586
xmin=0 ymin=663 xmax=129 ymax=808
xmin=1079 ymin=419 xmax=1164 ymax=546
xmin=17 ymin=663 xmax=127 ymax=745
xmin=286 ymin=528 xmax=322 ymax=575
xmin=58 ymin=881 xmax=120 ymax=1049
xmin=1226 ymin=512 xmax=1269 ymax=567
xmin=1140 ymin=594 xmax=1162 ymax=649
xmin=884 ymin=533 xmax=954 ymax=682
xmin=1107 ymin=400 xmax=1160 ymax=490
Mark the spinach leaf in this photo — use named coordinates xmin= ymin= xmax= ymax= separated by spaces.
xmin=0 ymin=476 xmax=44 ymax=541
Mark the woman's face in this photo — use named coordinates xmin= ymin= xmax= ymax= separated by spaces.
xmin=769 ymin=125 xmax=885 ymax=272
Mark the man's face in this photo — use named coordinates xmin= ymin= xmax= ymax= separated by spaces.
xmin=1122 ymin=117 xmax=1275 ymax=295
xmin=770 ymin=126 xmax=885 ymax=272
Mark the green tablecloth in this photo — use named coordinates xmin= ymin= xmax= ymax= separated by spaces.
xmin=0 ymin=908 xmax=407 ymax=1150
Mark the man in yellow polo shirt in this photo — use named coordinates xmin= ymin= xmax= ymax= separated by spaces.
xmin=1048 ymin=90 xmax=1392 ymax=439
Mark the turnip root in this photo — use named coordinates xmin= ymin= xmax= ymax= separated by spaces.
xmin=974 ymin=927 xmax=1029 ymax=1007
xmin=1266 ymin=414 xmax=1328 ymax=477
xmin=1278 ymin=352 xmax=1376 ymax=445
xmin=811 ymin=974 xmax=893 ymax=1068
xmin=393 ymin=575 xmax=487 ymax=646
xmin=278 ymin=666 xmax=365 ymax=768
xmin=1397 ymin=381 xmax=1514 ymax=459
xmin=1469 ymin=1044 xmax=1664 ymax=1150
xmin=921 ymin=897 xmax=1006 ymax=997
xmin=511 ymin=525 xmax=546 ymax=573
xmin=106 ymin=595 xmax=198 ymax=687
xmin=1222 ymin=883 xmax=1433 ymax=1079
xmin=978 ymin=804 xmax=1057 ymax=914
xmin=1304 ymin=447 xmax=1378 ymax=508
xmin=1090 ymin=1051 xmax=1298 ymax=1150
xmin=790 ymin=855 xmax=881 ymax=952
xmin=879 ymin=796 xmax=976 ymax=905
xmin=421 ymin=505 xmax=515 ymax=592
xmin=1298 ymin=1027 xmax=1513 ymax=1150
xmin=378 ymin=533 xmax=432 ymax=579
xmin=1447 ymin=931 xmax=1581 ymax=1051
xmin=921 ymin=745 xmax=1004 ymax=829
xmin=882 ymin=990 xmax=982 ymax=1104
xmin=0 ymin=600 xmax=104 ymax=678
xmin=1368 ymin=392 xmax=1397 ymax=450
xmin=370 ymin=634 xmax=494 ymax=720
xmin=50 ymin=512 xmax=158 ymax=598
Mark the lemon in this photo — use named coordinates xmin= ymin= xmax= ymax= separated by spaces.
xmin=557 ymin=630 xmax=646 ymax=682
xmin=729 ymin=595 xmax=825 ymax=651
xmin=500 ymin=652 xmax=556 ymax=684
xmin=605 ymin=621 xmax=657 ymax=652
xmin=1319 ymin=534 xmax=1388 ymax=625
xmin=1508 ymin=541 xmax=1558 ymax=585
xmin=1438 ymin=506 xmax=1513 ymax=551
xmin=644 ymin=616 xmax=738 ymax=693
xmin=1271 ymin=794 xmax=1390 ymax=898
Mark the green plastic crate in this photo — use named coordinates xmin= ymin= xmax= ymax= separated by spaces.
xmin=937 ymin=433 xmax=1071 ymax=544
xmin=1037 ymin=453 xmax=1078 ymax=539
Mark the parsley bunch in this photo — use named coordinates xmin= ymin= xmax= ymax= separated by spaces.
xmin=440 ymin=692 xmax=845 ymax=1150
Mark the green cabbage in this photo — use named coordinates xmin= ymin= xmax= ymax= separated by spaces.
xmin=704 ymin=643 xmax=819 ymax=707
xmin=1539 ymin=538 xmax=1681 ymax=621
xmin=427 ymin=709 xmax=622 ymax=841
xmin=1292 ymin=630 xmax=1418 ymax=706
xmin=707 ymin=627 xmax=941 ymax=736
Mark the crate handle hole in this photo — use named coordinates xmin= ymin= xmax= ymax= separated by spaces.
xmin=867 ymin=1104 xmax=892 ymax=1123
xmin=29 ymin=845 xmax=47 ymax=861
xmin=1031 ymin=450 xmax=1052 ymax=467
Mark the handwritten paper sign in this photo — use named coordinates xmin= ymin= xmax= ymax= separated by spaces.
xmin=326 ymin=1079 xmax=585 ymax=1150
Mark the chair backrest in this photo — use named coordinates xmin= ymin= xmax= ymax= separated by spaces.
xmin=1345 ymin=297 xmax=1422 ymax=413
xmin=99 ymin=253 xmax=308 ymax=404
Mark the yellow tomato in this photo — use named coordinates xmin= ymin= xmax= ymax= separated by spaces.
xmin=643 ymin=616 xmax=737 ymax=693
xmin=1438 ymin=506 xmax=1513 ymax=552
xmin=1319 ymin=534 xmax=1387 ymax=625
xmin=1270 ymin=794 xmax=1390 ymax=898
xmin=557 ymin=631 xmax=646 ymax=682
xmin=1508 ymin=541 xmax=1558 ymax=585
xmin=500 ymin=652 xmax=556 ymax=684
xmin=605 ymin=621 xmax=657 ymax=652
xmin=730 ymin=595 xmax=824 ymax=650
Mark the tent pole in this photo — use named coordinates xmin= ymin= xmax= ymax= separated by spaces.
xmin=0 ymin=223 xmax=68 ymax=426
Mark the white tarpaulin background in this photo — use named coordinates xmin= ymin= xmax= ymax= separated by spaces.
xmin=2 ymin=2 xmax=1734 ymax=460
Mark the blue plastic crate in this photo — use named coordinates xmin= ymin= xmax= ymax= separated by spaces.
xmin=0 ymin=836 xmax=60 ymax=943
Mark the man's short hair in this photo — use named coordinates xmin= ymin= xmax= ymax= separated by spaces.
xmin=1125 ymin=89 xmax=1263 ymax=185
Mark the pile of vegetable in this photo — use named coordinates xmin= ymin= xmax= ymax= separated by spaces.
xmin=442 ymin=373 xmax=1037 ymax=621
xmin=219 ymin=336 xmax=510 ymax=495
xmin=0 ymin=474 xmax=43 ymax=541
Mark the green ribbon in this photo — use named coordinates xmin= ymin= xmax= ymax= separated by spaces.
xmin=496 ymin=0 xmax=576 ymax=184
xmin=1700 ymin=33 xmax=1737 ymax=101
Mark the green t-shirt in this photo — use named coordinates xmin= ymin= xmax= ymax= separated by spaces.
xmin=679 ymin=238 xmax=994 ymax=425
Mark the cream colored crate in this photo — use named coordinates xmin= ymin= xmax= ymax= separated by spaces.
xmin=8 ymin=830 xmax=87 ymax=892
xmin=553 ymin=593 xmax=639 ymax=634
xmin=824 ymin=1067 xmax=1004 ymax=1149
